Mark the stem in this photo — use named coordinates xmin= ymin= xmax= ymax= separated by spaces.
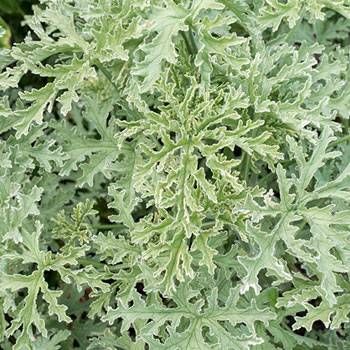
xmin=330 ymin=134 xmax=350 ymax=147
xmin=188 ymin=28 xmax=198 ymax=55
xmin=93 ymin=223 xmax=125 ymax=230
xmin=180 ymin=31 xmax=194 ymax=55
xmin=94 ymin=61 xmax=120 ymax=95
xmin=78 ymin=257 xmax=129 ymax=271
xmin=241 ymin=152 xmax=251 ymax=184
xmin=180 ymin=28 xmax=198 ymax=57
xmin=94 ymin=60 xmax=141 ymax=119
xmin=170 ymin=65 xmax=180 ymax=87
xmin=79 ymin=257 xmax=106 ymax=270
xmin=330 ymin=116 xmax=350 ymax=147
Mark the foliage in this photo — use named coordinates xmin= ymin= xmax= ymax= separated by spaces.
xmin=1 ymin=0 xmax=350 ymax=349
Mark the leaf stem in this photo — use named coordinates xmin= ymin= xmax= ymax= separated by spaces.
xmin=79 ymin=257 xmax=106 ymax=270
xmin=241 ymin=152 xmax=251 ymax=184
xmin=94 ymin=60 xmax=141 ymax=118
xmin=188 ymin=28 xmax=198 ymax=55
xmin=180 ymin=28 xmax=198 ymax=57
xmin=78 ymin=257 xmax=128 ymax=271
xmin=170 ymin=65 xmax=180 ymax=87
xmin=94 ymin=60 xmax=120 ymax=95
xmin=330 ymin=134 xmax=350 ymax=147
xmin=180 ymin=31 xmax=194 ymax=56
xmin=93 ymin=223 xmax=125 ymax=231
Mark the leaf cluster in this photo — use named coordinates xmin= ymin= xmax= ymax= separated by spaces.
xmin=1 ymin=1 xmax=350 ymax=349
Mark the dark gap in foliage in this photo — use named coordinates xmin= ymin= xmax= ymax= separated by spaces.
xmin=94 ymin=197 xmax=113 ymax=224
xmin=132 ymin=200 xmax=153 ymax=223
xmin=99 ymin=181 xmax=108 ymax=190
xmin=285 ymin=315 xmax=305 ymax=336
xmin=40 ymin=54 xmax=59 ymax=68
xmin=59 ymin=178 xmax=75 ymax=185
xmin=230 ymin=23 xmax=249 ymax=37
xmin=72 ymin=339 xmax=80 ymax=347
xmin=313 ymin=53 xmax=321 ymax=67
xmin=294 ymin=260 xmax=309 ymax=278
xmin=106 ymin=113 xmax=112 ymax=127
xmin=49 ymin=29 xmax=63 ymax=40
xmin=0 ymin=1 xmax=38 ymax=43
xmin=28 ymin=165 xmax=40 ymax=180
xmin=233 ymin=146 xmax=242 ymax=157
xmin=80 ymin=311 xmax=88 ymax=319
xmin=313 ymin=320 xmax=326 ymax=331
xmin=3 ymin=61 xmax=20 ymax=77
xmin=81 ymin=118 xmax=90 ymax=132
xmin=153 ymin=332 xmax=165 ymax=344
xmin=43 ymin=126 xmax=56 ymax=137
xmin=4 ymin=312 xmax=13 ymax=326
xmin=125 ymin=136 xmax=134 ymax=143
xmin=135 ymin=282 xmax=146 ymax=297
xmin=29 ymin=263 xmax=39 ymax=273
xmin=210 ymin=32 xmax=220 ymax=39
xmin=295 ymin=310 xmax=307 ymax=318
xmin=8 ymin=335 xmax=16 ymax=345
xmin=308 ymin=296 xmax=322 ymax=307
xmin=222 ymin=238 xmax=235 ymax=253
xmin=157 ymin=137 xmax=164 ymax=147
xmin=149 ymin=104 xmax=161 ymax=114
xmin=221 ymin=146 xmax=235 ymax=160
xmin=53 ymin=238 xmax=65 ymax=250
xmin=64 ymin=109 xmax=78 ymax=126
xmin=0 ymin=130 xmax=14 ymax=140
xmin=294 ymin=328 xmax=306 ymax=337
xmin=336 ymin=326 xmax=347 ymax=339
xmin=169 ymin=131 xmax=176 ymax=142
xmin=43 ymin=270 xmax=60 ymax=289
xmin=160 ymin=293 xmax=175 ymax=308
xmin=18 ymin=72 xmax=49 ymax=90
xmin=314 ymin=128 xmax=322 ymax=137
xmin=217 ymin=320 xmax=229 ymax=332
xmin=196 ymin=156 xmax=206 ymax=170
xmin=101 ymin=278 xmax=115 ymax=285
xmin=258 ymin=269 xmax=276 ymax=290
xmin=46 ymin=239 xmax=56 ymax=253
xmin=128 ymin=326 xmax=136 ymax=340
xmin=76 ymin=187 xmax=90 ymax=195
xmin=188 ymin=234 xmax=194 ymax=250
xmin=79 ymin=288 xmax=93 ymax=304
xmin=274 ymin=188 xmax=281 ymax=200
xmin=92 ymin=128 xmax=101 ymax=140
xmin=329 ymin=247 xmax=341 ymax=260
xmin=203 ymin=324 xmax=218 ymax=343
xmin=74 ymin=14 xmax=87 ymax=28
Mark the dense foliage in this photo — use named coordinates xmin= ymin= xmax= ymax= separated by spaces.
xmin=1 ymin=0 xmax=350 ymax=349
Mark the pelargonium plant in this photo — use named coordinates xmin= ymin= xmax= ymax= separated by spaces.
xmin=1 ymin=0 xmax=350 ymax=349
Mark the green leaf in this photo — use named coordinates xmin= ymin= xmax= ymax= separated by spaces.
xmin=103 ymin=285 xmax=275 ymax=349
